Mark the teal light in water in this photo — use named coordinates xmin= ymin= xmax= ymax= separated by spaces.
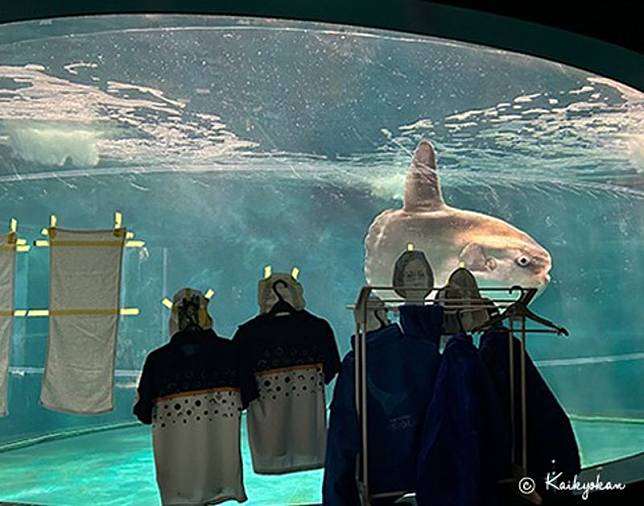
xmin=0 ymin=14 xmax=642 ymax=506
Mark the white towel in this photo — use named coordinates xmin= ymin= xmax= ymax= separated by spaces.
xmin=0 ymin=234 xmax=16 ymax=416
xmin=41 ymin=228 xmax=126 ymax=414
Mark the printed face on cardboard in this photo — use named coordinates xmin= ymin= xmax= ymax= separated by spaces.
xmin=393 ymin=250 xmax=433 ymax=300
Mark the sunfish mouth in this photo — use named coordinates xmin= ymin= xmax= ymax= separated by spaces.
xmin=536 ymin=272 xmax=551 ymax=294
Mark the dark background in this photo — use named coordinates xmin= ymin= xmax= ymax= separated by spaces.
xmin=428 ymin=0 xmax=641 ymax=54
xmin=0 ymin=1 xmax=642 ymax=89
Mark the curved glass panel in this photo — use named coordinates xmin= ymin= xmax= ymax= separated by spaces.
xmin=0 ymin=15 xmax=642 ymax=505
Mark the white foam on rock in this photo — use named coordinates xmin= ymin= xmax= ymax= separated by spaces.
xmin=7 ymin=124 xmax=100 ymax=168
xmin=0 ymin=64 xmax=255 ymax=170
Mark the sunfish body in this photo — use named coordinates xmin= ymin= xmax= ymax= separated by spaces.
xmin=364 ymin=140 xmax=552 ymax=295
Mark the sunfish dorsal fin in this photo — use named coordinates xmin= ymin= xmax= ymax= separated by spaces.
xmin=403 ymin=140 xmax=445 ymax=212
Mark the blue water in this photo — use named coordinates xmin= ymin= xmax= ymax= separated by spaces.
xmin=0 ymin=14 xmax=643 ymax=505
xmin=0 ymin=424 xmax=323 ymax=505
xmin=1 ymin=420 xmax=643 ymax=505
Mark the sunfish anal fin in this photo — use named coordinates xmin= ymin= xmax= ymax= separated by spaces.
xmin=403 ymin=139 xmax=446 ymax=212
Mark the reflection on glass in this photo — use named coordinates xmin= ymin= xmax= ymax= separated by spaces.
xmin=0 ymin=14 xmax=642 ymax=506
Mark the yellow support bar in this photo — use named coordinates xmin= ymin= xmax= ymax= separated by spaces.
xmin=26 ymin=309 xmax=49 ymax=317
xmin=37 ymin=211 xmax=144 ymax=246
xmin=0 ymin=310 xmax=26 ymax=317
xmin=9 ymin=218 xmax=17 ymax=233
xmin=120 ymin=308 xmax=140 ymax=316
xmin=24 ymin=308 xmax=140 ymax=317
xmin=34 ymin=240 xmax=145 ymax=248
xmin=16 ymin=245 xmax=30 ymax=253
xmin=51 ymin=240 xmax=124 ymax=248
xmin=291 ymin=267 xmax=300 ymax=280
xmin=263 ymin=265 xmax=272 ymax=279
xmin=204 ymin=289 xmax=215 ymax=300
xmin=161 ymin=298 xmax=173 ymax=309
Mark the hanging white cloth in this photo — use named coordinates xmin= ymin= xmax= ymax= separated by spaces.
xmin=0 ymin=234 xmax=17 ymax=416
xmin=41 ymin=228 xmax=126 ymax=414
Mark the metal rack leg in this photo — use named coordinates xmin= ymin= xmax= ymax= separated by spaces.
xmin=508 ymin=318 xmax=516 ymax=467
xmin=520 ymin=316 xmax=528 ymax=473
xmin=354 ymin=318 xmax=363 ymax=503
xmin=360 ymin=299 xmax=370 ymax=505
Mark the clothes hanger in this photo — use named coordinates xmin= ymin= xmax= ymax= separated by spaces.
xmin=374 ymin=311 xmax=388 ymax=330
xmin=471 ymin=286 xmax=568 ymax=336
xmin=512 ymin=285 xmax=538 ymax=306
xmin=455 ymin=308 xmax=467 ymax=334
xmin=507 ymin=286 xmax=568 ymax=335
xmin=268 ymin=279 xmax=297 ymax=316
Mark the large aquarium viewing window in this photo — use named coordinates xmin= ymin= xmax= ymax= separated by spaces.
xmin=0 ymin=14 xmax=642 ymax=506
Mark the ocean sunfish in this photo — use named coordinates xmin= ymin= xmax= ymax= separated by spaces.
xmin=364 ymin=140 xmax=552 ymax=296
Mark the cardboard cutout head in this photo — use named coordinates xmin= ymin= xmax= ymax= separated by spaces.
xmin=353 ymin=295 xmax=389 ymax=332
xmin=438 ymin=267 xmax=490 ymax=332
xmin=392 ymin=250 xmax=434 ymax=300
xmin=169 ymin=288 xmax=213 ymax=336
xmin=258 ymin=273 xmax=306 ymax=314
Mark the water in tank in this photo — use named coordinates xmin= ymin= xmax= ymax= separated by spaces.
xmin=0 ymin=15 xmax=642 ymax=505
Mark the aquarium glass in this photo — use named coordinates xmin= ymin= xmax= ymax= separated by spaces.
xmin=0 ymin=15 xmax=642 ymax=505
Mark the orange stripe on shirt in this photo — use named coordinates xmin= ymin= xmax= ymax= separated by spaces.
xmin=256 ymin=362 xmax=323 ymax=376
xmin=154 ymin=386 xmax=240 ymax=402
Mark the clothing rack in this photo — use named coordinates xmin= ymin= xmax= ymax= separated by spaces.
xmin=350 ymin=284 xmax=566 ymax=505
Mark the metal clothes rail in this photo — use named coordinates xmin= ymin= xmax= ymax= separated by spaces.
xmin=350 ymin=284 xmax=565 ymax=505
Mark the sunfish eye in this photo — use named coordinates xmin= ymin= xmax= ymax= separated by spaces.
xmin=515 ymin=255 xmax=531 ymax=267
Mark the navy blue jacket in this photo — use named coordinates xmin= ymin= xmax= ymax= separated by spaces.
xmin=323 ymin=305 xmax=443 ymax=506
xmin=479 ymin=326 xmax=580 ymax=494
xmin=416 ymin=334 xmax=509 ymax=506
